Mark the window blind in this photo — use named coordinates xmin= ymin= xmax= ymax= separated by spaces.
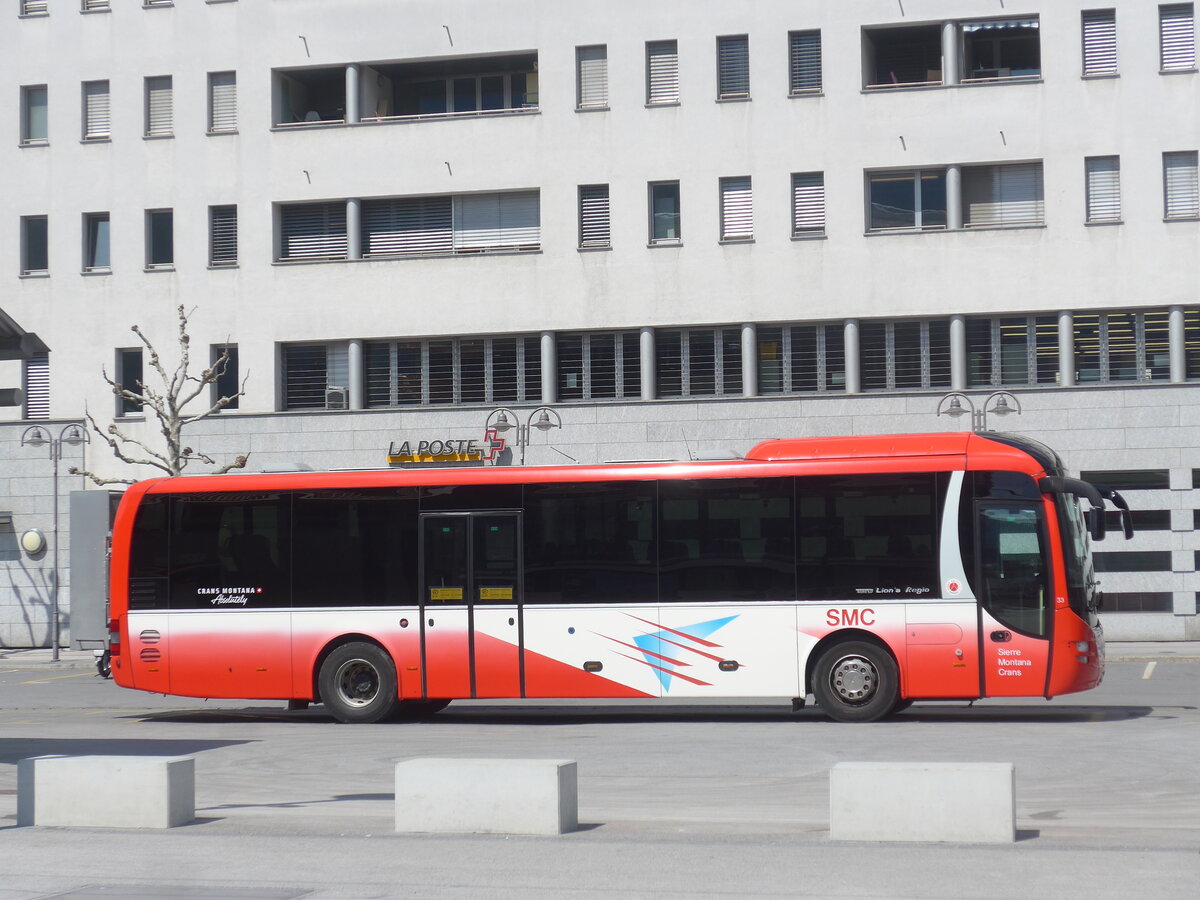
xmin=453 ymin=191 xmax=540 ymax=250
xmin=146 ymin=76 xmax=173 ymax=135
xmin=792 ymin=172 xmax=826 ymax=234
xmin=578 ymin=185 xmax=611 ymax=248
xmin=1164 ymin=151 xmax=1200 ymax=218
xmin=209 ymin=72 xmax=237 ymax=132
xmin=280 ymin=203 xmax=348 ymax=260
xmin=1085 ymin=157 xmax=1121 ymax=222
xmin=1081 ymin=10 xmax=1117 ymax=75
xmin=23 ymin=353 xmax=49 ymax=420
xmin=789 ymin=31 xmax=822 ymax=93
xmin=720 ymin=177 xmax=753 ymax=239
xmin=1160 ymin=4 xmax=1196 ymax=70
xmin=362 ymin=197 xmax=453 ymax=255
xmin=717 ymin=36 xmax=750 ymax=98
xmin=577 ymin=46 xmax=608 ymax=108
xmin=210 ymin=205 xmax=238 ymax=265
xmin=964 ymin=163 xmax=1044 ymax=226
xmin=647 ymin=41 xmax=680 ymax=103
xmin=84 ymin=81 xmax=110 ymax=139
xmin=21 ymin=1 xmax=48 ymax=14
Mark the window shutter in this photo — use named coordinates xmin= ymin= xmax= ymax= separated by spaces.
xmin=210 ymin=205 xmax=238 ymax=265
xmin=717 ymin=36 xmax=750 ymax=98
xmin=578 ymin=184 xmax=611 ymax=248
xmin=22 ymin=1 xmax=48 ymax=14
xmin=720 ymin=177 xmax=753 ymax=239
xmin=280 ymin=203 xmax=347 ymax=260
xmin=789 ymin=31 xmax=823 ymax=93
xmin=1164 ymin=151 xmax=1200 ymax=218
xmin=964 ymin=163 xmax=1044 ymax=226
xmin=1160 ymin=4 xmax=1196 ymax=70
xmin=1085 ymin=157 xmax=1121 ymax=222
xmin=362 ymin=197 xmax=452 ymax=255
xmin=577 ymin=46 xmax=608 ymax=108
xmin=23 ymin=352 xmax=49 ymax=420
xmin=84 ymin=82 xmax=110 ymax=138
xmin=146 ymin=76 xmax=173 ymax=135
xmin=453 ymin=191 xmax=539 ymax=250
xmin=283 ymin=345 xmax=329 ymax=410
xmin=792 ymin=172 xmax=826 ymax=234
xmin=209 ymin=72 xmax=237 ymax=132
xmin=1082 ymin=10 xmax=1118 ymax=75
xmin=82 ymin=1 xmax=111 ymax=10
xmin=647 ymin=41 xmax=680 ymax=103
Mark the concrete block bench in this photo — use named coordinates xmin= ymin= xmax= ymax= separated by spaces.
xmin=395 ymin=758 xmax=577 ymax=835
xmin=829 ymin=761 xmax=1015 ymax=843
xmin=18 ymin=755 xmax=195 ymax=828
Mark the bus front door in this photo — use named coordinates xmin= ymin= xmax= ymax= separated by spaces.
xmin=420 ymin=512 xmax=522 ymax=700
xmin=975 ymin=503 xmax=1052 ymax=697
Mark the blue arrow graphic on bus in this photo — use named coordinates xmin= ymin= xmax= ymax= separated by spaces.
xmin=628 ymin=615 xmax=738 ymax=691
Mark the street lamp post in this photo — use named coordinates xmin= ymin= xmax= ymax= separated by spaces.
xmin=20 ymin=423 xmax=89 ymax=661
xmin=935 ymin=391 xmax=1022 ymax=433
xmin=485 ymin=407 xmax=562 ymax=465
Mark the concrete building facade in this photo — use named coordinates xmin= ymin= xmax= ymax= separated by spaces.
xmin=1 ymin=0 xmax=1198 ymax=645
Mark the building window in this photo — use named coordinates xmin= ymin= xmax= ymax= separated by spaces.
xmin=145 ymin=75 xmax=173 ymax=136
xmin=1186 ymin=309 xmax=1200 ymax=379
xmin=1164 ymin=151 xmax=1199 ymax=218
xmin=1082 ymin=469 xmax=1171 ymax=491
xmin=83 ymin=212 xmax=110 ymax=272
xmin=656 ymin=328 xmax=742 ymax=398
xmin=210 ymin=205 xmax=237 ymax=266
xmin=282 ymin=343 xmax=349 ymax=410
xmin=1105 ymin=593 xmax=1174 ymax=613
xmin=788 ymin=30 xmax=822 ymax=94
xmin=1085 ymin=156 xmax=1121 ymax=222
xmin=791 ymin=172 xmax=825 ymax=236
xmin=558 ymin=332 xmax=640 ymax=401
xmin=576 ymin=45 xmax=608 ymax=109
xmin=364 ymin=336 xmax=541 ymax=407
xmin=960 ymin=18 xmax=1041 ymax=81
xmin=82 ymin=80 xmax=110 ymax=140
xmin=1073 ymin=310 xmax=1171 ymax=384
xmin=646 ymin=40 xmax=680 ymax=104
xmin=867 ymin=169 xmax=946 ymax=231
xmin=359 ymin=191 xmax=540 ymax=258
xmin=20 ymin=1 xmax=48 ymax=16
xmin=144 ymin=0 xmax=173 ymax=7
xmin=963 ymin=162 xmax=1044 ymax=227
xmin=21 ymin=216 xmax=48 ymax=275
xmin=20 ymin=85 xmax=47 ymax=144
xmin=719 ymin=177 xmax=752 ymax=241
xmin=145 ymin=209 xmax=174 ymax=269
xmin=82 ymin=1 xmax=111 ymax=11
xmin=1094 ymin=551 xmax=1172 ymax=573
xmin=1160 ymin=4 xmax=1196 ymax=71
xmin=208 ymin=71 xmax=237 ymax=132
xmin=716 ymin=35 xmax=750 ymax=99
xmin=117 ymin=348 xmax=144 ymax=416
xmin=278 ymin=202 xmax=347 ymax=261
xmin=578 ymin=184 xmax=610 ymax=249
xmin=211 ymin=345 xmax=239 ymax=409
xmin=649 ymin=181 xmax=681 ymax=243
xmin=967 ymin=316 xmax=1059 ymax=387
xmin=860 ymin=320 xmax=951 ymax=391
xmin=23 ymin=351 xmax=49 ymax=420
xmin=864 ymin=25 xmax=942 ymax=87
xmin=1081 ymin=9 xmax=1118 ymax=76
xmin=757 ymin=324 xmax=845 ymax=394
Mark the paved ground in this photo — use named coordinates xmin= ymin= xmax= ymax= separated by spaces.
xmin=0 ymin=643 xmax=1197 ymax=899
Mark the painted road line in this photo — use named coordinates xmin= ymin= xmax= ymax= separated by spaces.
xmin=19 ymin=672 xmax=94 ymax=685
xmin=1141 ymin=661 xmax=1157 ymax=680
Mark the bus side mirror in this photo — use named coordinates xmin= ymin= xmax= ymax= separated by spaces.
xmin=1086 ymin=507 xmax=1106 ymax=542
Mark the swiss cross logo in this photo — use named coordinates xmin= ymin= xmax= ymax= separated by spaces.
xmin=482 ymin=428 xmax=506 ymax=461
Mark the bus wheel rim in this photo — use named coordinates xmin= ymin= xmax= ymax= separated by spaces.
xmin=335 ymin=659 xmax=380 ymax=707
xmin=829 ymin=654 xmax=877 ymax=703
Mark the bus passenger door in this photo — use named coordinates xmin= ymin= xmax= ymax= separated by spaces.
xmin=421 ymin=515 xmax=472 ymax=699
xmin=976 ymin=503 xmax=1052 ymax=697
xmin=468 ymin=513 xmax=522 ymax=698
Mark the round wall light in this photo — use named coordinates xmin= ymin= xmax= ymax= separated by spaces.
xmin=20 ymin=529 xmax=47 ymax=555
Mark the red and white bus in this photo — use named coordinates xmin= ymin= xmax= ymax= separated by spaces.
xmin=107 ymin=432 xmax=1131 ymax=723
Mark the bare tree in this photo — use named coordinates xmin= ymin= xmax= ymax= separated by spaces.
xmin=70 ymin=305 xmax=249 ymax=486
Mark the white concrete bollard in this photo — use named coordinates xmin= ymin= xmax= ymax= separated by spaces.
xmin=395 ymin=758 xmax=578 ymax=835
xmin=18 ymin=755 xmax=195 ymax=828
xmin=829 ymin=761 xmax=1015 ymax=843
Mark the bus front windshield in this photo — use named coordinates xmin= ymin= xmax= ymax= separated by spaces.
xmin=1056 ymin=495 xmax=1097 ymax=625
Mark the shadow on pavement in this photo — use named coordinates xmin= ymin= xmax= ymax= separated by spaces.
xmin=0 ymin=737 xmax=253 ymax=765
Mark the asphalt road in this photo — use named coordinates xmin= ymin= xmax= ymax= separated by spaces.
xmin=0 ymin=656 xmax=1197 ymax=899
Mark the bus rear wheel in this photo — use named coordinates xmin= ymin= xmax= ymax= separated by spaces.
xmin=318 ymin=642 xmax=400 ymax=724
xmin=812 ymin=640 xmax=898 ymax=723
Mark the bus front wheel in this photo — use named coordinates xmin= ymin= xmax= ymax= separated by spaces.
xmin=812 ymin=640 xmax=898 ymax=723
xmin=318 ymin=642 xmax=400 ymax=724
